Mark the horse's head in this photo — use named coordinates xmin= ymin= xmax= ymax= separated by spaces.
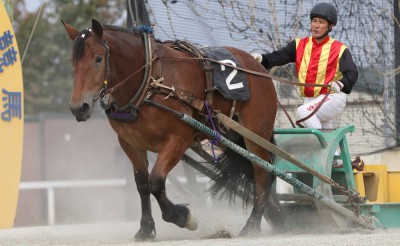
xmin=62 ymin=19 xmax=108 ymax=122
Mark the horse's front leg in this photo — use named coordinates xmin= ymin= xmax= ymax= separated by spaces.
xmin=119 ymin=138 xmax=155 ymax=241
xmin=148 ymin=142 xmax=198 ymax=231
xmin=240 ymin=164 xmax=272 ymax=236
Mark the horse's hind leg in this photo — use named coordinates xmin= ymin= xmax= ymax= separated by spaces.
xmin=264 ymin=188 xmax=287 ymax=233
xmin=119 ymin=138 xmax=155 ymax=241
xmin=237 ymin=111 xmax=278 ymax=236
xmin=148 ymin=141 xmax=198 ymax=231
xmin=240 ymin=159 xmax=273 ymax=236
xmin=239 ymin=144 xmax=286 ymax=235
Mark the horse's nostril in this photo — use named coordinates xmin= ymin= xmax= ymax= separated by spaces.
xmin=79 ymin=103 xmax=90 ymax=113
xmin=69 ymin=102 xmax=91 ymax=121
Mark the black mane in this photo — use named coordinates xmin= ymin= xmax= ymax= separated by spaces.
xmin=72 ymin=25 xmax=142 ymax=64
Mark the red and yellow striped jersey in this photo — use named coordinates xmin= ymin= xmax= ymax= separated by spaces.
xmin=295 ymin=36 xmax=347 ymax=97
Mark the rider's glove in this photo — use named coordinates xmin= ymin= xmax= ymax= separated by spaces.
xmin=329 ymin=81 xmax=344 ymax=93
xmin=251 ymin=53 xmax=263 ymax=63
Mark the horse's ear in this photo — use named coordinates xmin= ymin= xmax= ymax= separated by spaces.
xmin=61 ymin=19 xmax=80 ymax=40
xmin=91 ymin=19 xmax=103 ymax=39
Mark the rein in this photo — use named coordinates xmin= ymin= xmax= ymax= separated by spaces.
xmin=89 ymin=26 xmax=331 ymax=126
xmin=160 ymin=56 xmax=330 ymax=89
xmin=101 ymin=55 xmax=158 ymax=97
xmin=94 ymin=30 xmax=158 ymax=116
xmin=199 ymin=56 xmax=332 ymax=127
xmin=159 ymin=55 xmax=332 ymax=127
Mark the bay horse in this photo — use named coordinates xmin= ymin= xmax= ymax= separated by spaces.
xmin=63 ymin=19 xmax=281 ymax=241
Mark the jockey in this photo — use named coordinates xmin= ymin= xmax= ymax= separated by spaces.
xmin=252 ymin=2 xmax=358 ymax=130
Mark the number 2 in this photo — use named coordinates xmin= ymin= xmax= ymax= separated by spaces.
xmin=219 ymin=59 xmax=243 ymax=90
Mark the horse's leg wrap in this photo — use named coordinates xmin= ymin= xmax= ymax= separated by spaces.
xmin=134 ymin=170 xmax=156 ymax=241
xmin=149 ymin=175 xmax=197 ymax=230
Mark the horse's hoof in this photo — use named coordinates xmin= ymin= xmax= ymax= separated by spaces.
xmin=185 ymin=211 xmax=198 ymax=231
xmin=238 ymin=227 xmax=261 ymax=237
xmin=134 ymin=228 xmax=156 ymax=242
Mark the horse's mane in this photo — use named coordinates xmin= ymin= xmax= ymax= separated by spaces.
xmin=72 ymin=24 xmax=142 ymax=64
xmin=103 ymin=24 xmax=140 ymax=35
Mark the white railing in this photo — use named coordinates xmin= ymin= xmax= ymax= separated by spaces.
xmin=19 ymin=176 xmax=211 ymax=226
xmin=19 ymin=179 xmax=127 ymax=225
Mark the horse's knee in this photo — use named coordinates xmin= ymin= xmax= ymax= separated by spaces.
xmin=148 ymin=175 xmax=165 ymax=196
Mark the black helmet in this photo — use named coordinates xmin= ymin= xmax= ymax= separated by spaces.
xmin=310 ymin=2 xmax=337 ymax=26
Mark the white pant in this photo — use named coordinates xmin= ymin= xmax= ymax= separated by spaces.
xmin=296 ymin=92 xmax=346 ymax=129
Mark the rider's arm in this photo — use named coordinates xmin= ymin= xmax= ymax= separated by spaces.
xmin=339 ymin=49 xmax=358 ymax=94
xmin=261 ymin=40 xmax=296 ymax=70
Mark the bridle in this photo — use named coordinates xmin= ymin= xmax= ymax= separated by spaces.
xmin=79 ymin=28 xmax=111 ymax=100
xmin=75 ymin=28 xmax=111 ymax=102
xmin=82 ymin=27 xmax=157 ymax=112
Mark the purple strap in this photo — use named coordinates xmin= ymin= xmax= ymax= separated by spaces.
xmin=204 ymin=101 xmax=220 ymax=162
xmin=110 ymin=112 xmax=130 ymax=116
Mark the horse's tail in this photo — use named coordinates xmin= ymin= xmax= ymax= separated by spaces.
xmin=208 ymin=130 xmax=276 ymax=206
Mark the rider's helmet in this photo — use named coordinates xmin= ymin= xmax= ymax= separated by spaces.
xmin=310 ymin=2 xmax=337 ymax=26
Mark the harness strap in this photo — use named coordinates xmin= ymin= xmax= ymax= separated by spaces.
xmin=277 ymin=100 xmax=296 ymax=128
xmin=204 ymin=61 xmax=214 ymax=108
xmin=163 ymin=40 xmax=215 ymax=108
xmin=149 ymin=79 xmax=205 ymax=112
xmin=133 ymin=32 xmax=155 ymax=107
xmin=100 ymin=32 xmax=156 ymax=112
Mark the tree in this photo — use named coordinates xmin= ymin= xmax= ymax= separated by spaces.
xmin=13 ymin=0 xmax=126 ymax=114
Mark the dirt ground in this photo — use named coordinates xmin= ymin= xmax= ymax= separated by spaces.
xmin=1 ymin=217 xmax=400 ymax=246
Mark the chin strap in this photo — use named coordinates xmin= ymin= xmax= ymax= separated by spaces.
xmin=319 ymin=28 xmax=331 ymax=40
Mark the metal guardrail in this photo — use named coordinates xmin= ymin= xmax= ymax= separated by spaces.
xmin=19 ymin=177 xmax=211 ymax=226
xmin=19 ymin=179 xmax=128 ymax=225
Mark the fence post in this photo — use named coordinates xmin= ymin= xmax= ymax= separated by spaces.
xmin=47 ymin=187 xmax=55 ymax=225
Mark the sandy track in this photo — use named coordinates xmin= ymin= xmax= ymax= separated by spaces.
xmin=1 ymin=221 xmax=400 ymax=246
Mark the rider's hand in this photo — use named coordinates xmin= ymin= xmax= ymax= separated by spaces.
xmin=329 ymin=81 xmax=344 ymax=93
xmin=252 ymin=53 xmax=263 ymax=63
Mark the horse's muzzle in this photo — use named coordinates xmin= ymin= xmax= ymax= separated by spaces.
xmin=69 ymin=102 xmax=91 ymax=122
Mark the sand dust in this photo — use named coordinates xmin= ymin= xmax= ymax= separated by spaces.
xmin=1 ymin=217 xmax=400 ymax=246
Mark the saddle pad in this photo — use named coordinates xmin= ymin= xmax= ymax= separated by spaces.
xmin=202 ymin=47 xmax=250 ymax=101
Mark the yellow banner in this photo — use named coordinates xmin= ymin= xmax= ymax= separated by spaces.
xmin=0 ymin=2 xmax=24 ymax=228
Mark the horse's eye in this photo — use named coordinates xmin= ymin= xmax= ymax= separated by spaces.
xmin=95 ymin=55 xmax=102 ymax=63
